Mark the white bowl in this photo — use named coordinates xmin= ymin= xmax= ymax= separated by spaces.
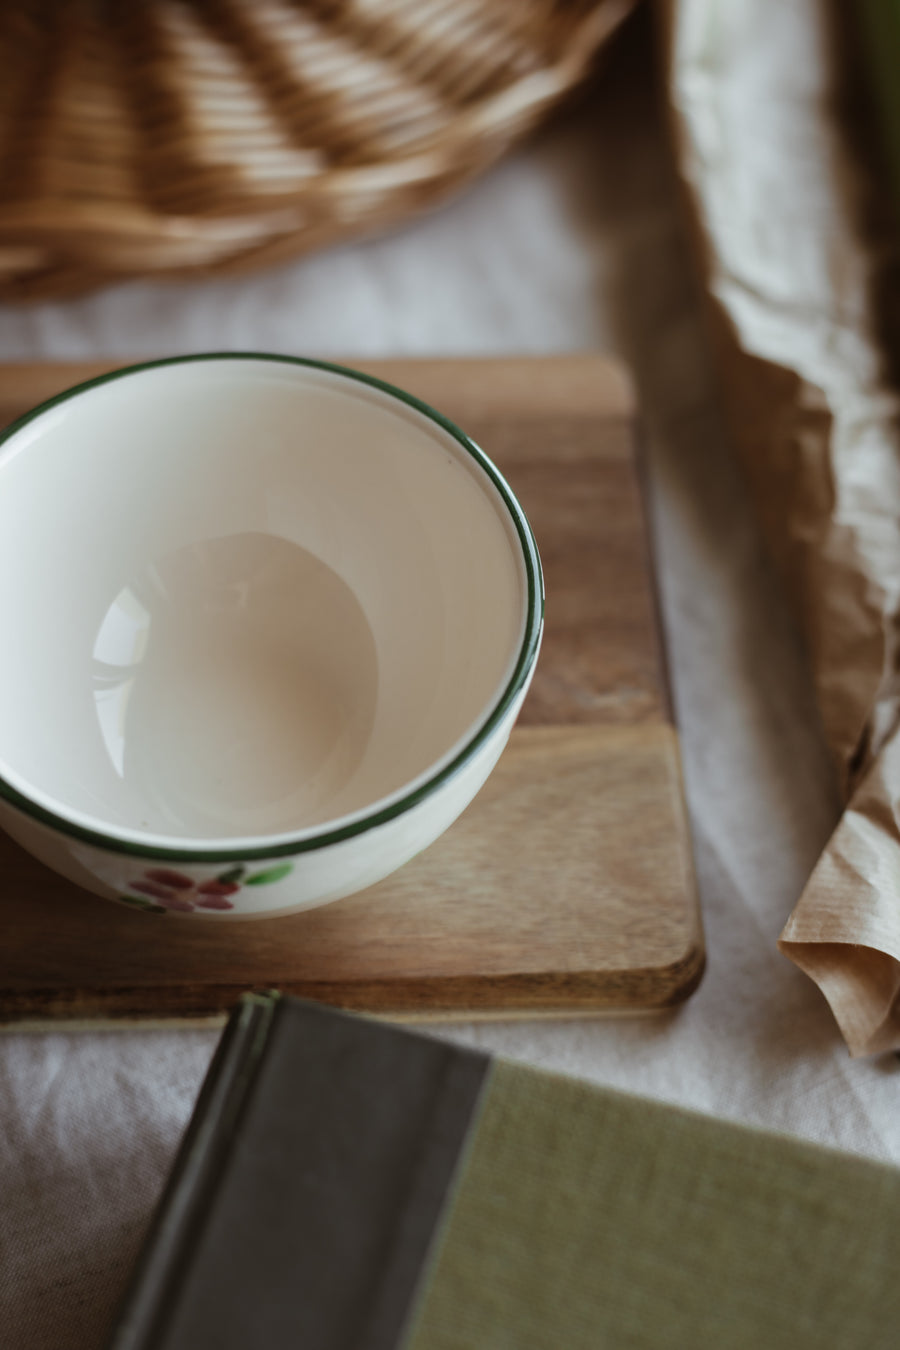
xmin=0 ymin=355 xmax=542 ymax=917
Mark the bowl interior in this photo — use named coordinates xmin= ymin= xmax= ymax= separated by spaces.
xmin=0 ymin=358 xmax=530 ymax=845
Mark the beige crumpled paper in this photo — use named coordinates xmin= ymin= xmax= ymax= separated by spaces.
xmin=662 ymin=0 xmax=900 ymax=1053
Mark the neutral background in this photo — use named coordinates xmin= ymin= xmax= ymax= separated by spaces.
xmin=2 ymin=16 xmax=896 ymax=1350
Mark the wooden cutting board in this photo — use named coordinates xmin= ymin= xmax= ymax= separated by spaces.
xmin=0 ymin=355 xmax=703 ymax=1026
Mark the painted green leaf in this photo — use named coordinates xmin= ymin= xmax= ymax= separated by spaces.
xmin=217 ymin=865 xmax=246 ymax=885
xmin=245 ymin=863 xmax=293 ymax=887
xmin=118 ymin=894 xmax=167 ymax=914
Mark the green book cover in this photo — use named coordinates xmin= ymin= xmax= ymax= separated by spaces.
xmin=106 ymin=995 xmax=900 ymax=1349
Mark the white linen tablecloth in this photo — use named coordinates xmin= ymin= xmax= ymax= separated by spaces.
xmin=2 ymin=18 xmax=897 ymax=1350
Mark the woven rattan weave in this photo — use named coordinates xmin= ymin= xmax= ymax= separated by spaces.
xmin=0 ymin=0 xmax=634 ymax=298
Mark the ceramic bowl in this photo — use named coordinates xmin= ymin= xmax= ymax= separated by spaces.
xmin=0 ymin=354 xmax=542 ymax=917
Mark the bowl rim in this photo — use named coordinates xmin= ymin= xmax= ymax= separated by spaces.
xmin=0 ymin=351 xmax=544 ymax=861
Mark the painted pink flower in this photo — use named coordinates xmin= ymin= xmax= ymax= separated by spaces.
xmin=119 ymin=862 xmax=292 ymax=914
xmin=127 ymin=868 xmax=238 ymax=913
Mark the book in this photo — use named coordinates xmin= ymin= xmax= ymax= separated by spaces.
xmin=107 ymin=993 xmax=900 ymax=1349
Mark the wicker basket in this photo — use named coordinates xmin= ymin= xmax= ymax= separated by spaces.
xmin=0 ymin=0 xmax=635 ymax=300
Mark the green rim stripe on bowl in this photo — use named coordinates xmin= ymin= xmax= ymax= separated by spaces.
xmin=0 ymin=352 xmax=544 ymax=863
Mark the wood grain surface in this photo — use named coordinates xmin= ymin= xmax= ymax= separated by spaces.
xmin=0 ymin=355 xmax=703 ymax=1024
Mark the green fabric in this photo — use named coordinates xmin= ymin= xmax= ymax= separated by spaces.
xmin=404 ymin=1062 xmax=900 ymax=1350
xmin=860 ymin=0 xmax=900 ymax=204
